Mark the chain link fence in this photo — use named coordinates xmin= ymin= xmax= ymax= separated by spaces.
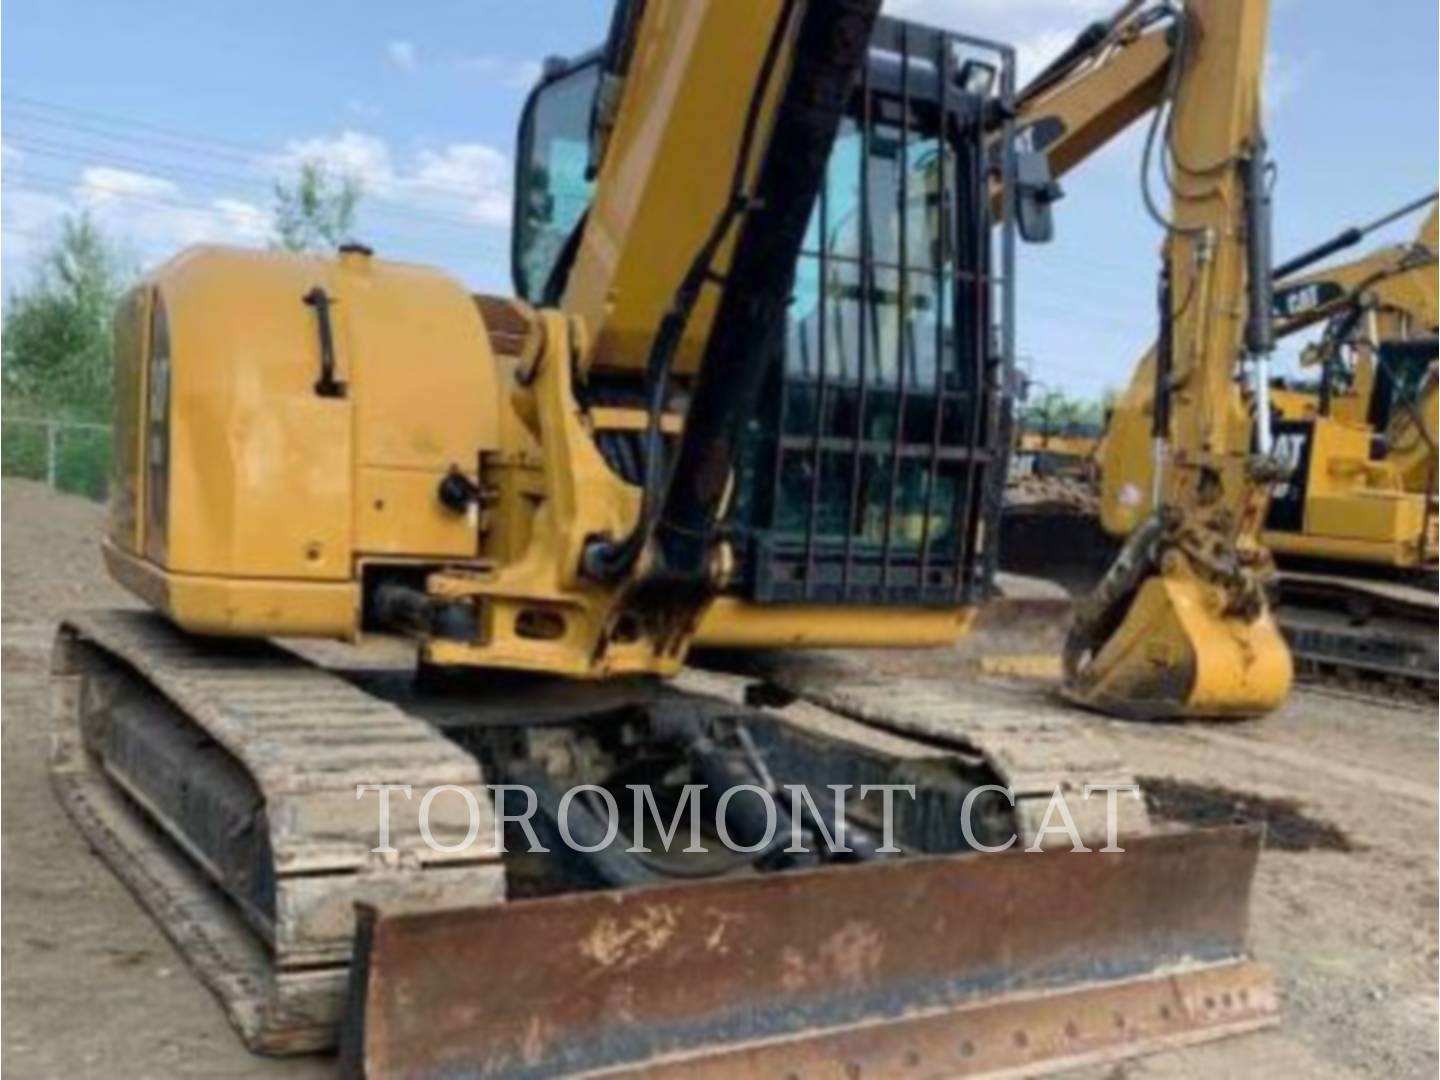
xmin=1 ymin=416 xmax=112 ymax=501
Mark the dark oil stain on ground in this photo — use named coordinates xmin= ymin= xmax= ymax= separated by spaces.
xmin=1139 ymin=776 xmax=1354 ymax=852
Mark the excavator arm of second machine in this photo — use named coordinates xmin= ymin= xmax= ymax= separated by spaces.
xmin=990 ymin=3 xmax=1173 ymax=216
xmin=1101 ymin=199 xmax=1438 ymax=535
xmin=1061 ymin=0 xmax=1293 ymax=720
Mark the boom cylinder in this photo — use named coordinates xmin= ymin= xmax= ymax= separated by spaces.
xmin=1243 ymin=137 xmax=1275 ymax=453
xmin=650 ymin=0 xmax=880 ymax=581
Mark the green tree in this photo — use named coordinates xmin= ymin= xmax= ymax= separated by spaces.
xmin=2 ymin=213 xmax=131 ymax=420
xmin=1019 ymin=388 xmax=1105 ymax=440
xmin=271 ymin=161 xmax=363 ymax=252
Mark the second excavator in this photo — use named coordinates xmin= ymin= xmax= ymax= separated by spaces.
xmin=987 ymin=0 xmax=1296 ymax=718
xmin=1102 ymin=195 xmax=1438 ymax=692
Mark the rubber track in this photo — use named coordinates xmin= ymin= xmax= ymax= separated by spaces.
xmin=50 ymin=609 xmax=505 ymax=1053
xmin=1278 ymin=572 xmax=1438 ymax=700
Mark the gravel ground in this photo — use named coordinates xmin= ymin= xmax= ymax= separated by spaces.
xmin=2 ymin=478 xmax=1436 ymax=1078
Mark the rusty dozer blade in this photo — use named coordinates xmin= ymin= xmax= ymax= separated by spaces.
xmin=343 ymin=826 xmax=1275 ymax=1078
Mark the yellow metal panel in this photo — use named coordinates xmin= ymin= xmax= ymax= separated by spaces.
xmin=1163 ymin=0 xmax=1269 ymax=470
xmin=563 ymin=0 xmax=795 ymax=376
xmin=1306 ymin=492 xmax=1419 ymax=543
xmin=695 ymin=599 xmax=974 ymax=649
xmin=104 ymin=540 xmax=358 ymax=638
xmin=1263 ymin=527 xmax=1426 ymax=568
xmin=157 ymin=246 xmax=355 ymax=581
xmin=589 ymin=406 xmax=683 ymax=435
xmin=357 ymin=468 xmax=481 ymax=558
xmin=340 ymin=249 xmax=501 ymax=471
xmin=1001 ymin=29 xmax=1170 ymax=208
xmin=1269 ymin=388 xmax=1317 ymax=422
xmin=1180 ymin=588 xmax=1292 ymax=718
xmin=1098 ymin=347 xmax=1158 ymax=537
xmin=143 ymin=245 xmax=504 ymax=581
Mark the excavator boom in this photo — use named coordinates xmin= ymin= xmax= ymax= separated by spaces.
xmin=1058 ymin=0 xmax=1293 ymax=719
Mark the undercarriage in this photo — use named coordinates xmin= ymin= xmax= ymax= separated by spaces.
xmin=51 ymin=610 xmax=1274 ymax=1075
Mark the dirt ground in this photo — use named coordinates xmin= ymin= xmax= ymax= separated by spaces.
xmin=2 ymin=477 xmax=1436 ymax=1078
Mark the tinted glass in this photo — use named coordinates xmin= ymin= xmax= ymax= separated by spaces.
xmin=514 ymin=62 xmax=601 ymax=302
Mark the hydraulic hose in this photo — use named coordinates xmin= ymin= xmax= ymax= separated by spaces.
xmin=581 ymin=0 xmax=800 ymax=584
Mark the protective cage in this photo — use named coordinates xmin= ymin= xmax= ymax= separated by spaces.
xmin=731 ymin=19 xmax=1017 ymax=609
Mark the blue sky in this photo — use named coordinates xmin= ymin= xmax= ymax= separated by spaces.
xmin=4 ymin=0 xmax=1437 ymax=399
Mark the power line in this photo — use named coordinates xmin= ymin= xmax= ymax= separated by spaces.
xmin=3 ymin=171 xmax=271 ymax=224
xmin=3 ymin=97 xmax=1171 ymax=333
xmin=5 ymin=93 xmax=304 ymax=160
xmin=4 ymin=94 xmax=519 ymax=201
xmin=1018 ymin=248 xmax=1152 ymax=279
xmin=5 ymin=131 xmax=512 ymax=235
xmin=5 ymin=122 xmax=513 ymax=230
xmin=2 ymin=174 xmax=512 ymax=265
xmin=7 ymin=92 xmax=1163 ymax=281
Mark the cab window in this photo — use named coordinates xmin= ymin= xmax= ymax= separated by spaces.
xmin=513 ymin=59 xmax=601 ymax=303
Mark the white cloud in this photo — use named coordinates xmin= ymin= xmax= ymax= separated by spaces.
xmin=76 ymin=166 xmax=180 ymax=205
xmin=882 ymin=0 xmax=1108 ymax=82
xmin=1 ymin=186 xmax=71 ymax=269
xmin=273 ymin=130 xmax=514 ymax=228
xmin=211 ymin=197 xmax=270 ymax=241
xmin=410 ymin=144 xmax=512 ymax=226
xmin=4 ymin=124 xmax=517 ymax=289
xmin=67 ymin=167 xmax=267 ymax=250
xmin=277 ymin=131 xmax=395 ymax=190
xmin=456 ymin=55 xmax=543 ymax=90
xmin=2 ymin=116 xmax=518 ymax=294
xmin=1 ymin=144 xmax=63 ymax=270
xmin=0 ymin=165 xmax=266 ymax=286
xmin=1013 ymin=27 xmax=1078 ymax=84
xmin=386 ymin=40 xmax=418 ymax=72
xmin=1264 ymin=50 xmax=1302 ymax=114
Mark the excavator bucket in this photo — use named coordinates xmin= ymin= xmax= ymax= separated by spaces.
xmin=343 ymin=827 xmax=1275 ymax=1078
xmin=1065 ymin=575 xmax=1294 ymax=721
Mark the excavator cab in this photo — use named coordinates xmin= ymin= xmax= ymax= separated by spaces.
xmin=515 ymin=18 xmax=1016 ymax=616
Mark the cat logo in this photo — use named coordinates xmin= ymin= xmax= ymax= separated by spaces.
xmin=1274 ymin=280 xmax=1345 ymax=319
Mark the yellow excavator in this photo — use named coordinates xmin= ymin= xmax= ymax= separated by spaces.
xmin=53 ymin=2 xmax=1285 ymax=1076
xmin=1266 ymin=201 xmax=1437 ymax=556
xmin=979 ymin=0 xmax=1295 ymax=718
xmin=1268 ymin=199 xmax=1437 ymax=490
xmin=1102 ymin=196 xmax=1438 ymax=690
xmin=1014 ymin=426 xmax=1102 ymax=482
xmin=1012 ymin=387 xmax=1103 ymax=481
